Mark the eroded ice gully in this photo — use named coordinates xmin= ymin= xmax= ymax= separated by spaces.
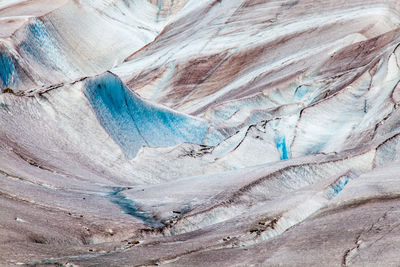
xmin=1 ymin=0 xmax=400 ymax=266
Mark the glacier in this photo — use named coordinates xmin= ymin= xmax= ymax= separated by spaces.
xmin=1 ymin=0 xmax=400 ymax=266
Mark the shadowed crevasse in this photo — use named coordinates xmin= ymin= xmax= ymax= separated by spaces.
xmin=108 ymin=187 xmax=164 ymax=227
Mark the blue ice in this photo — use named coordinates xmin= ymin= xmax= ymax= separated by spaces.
xmin=20 ymin=20 xmax=49 ymax=63
xmin=28 ymin=20 xmax=51 ymax=47
xmin=272 ymin=90 xmax=287 ymax=104
xmin=0 ymin=52 xmax=15 ymax=88
xmin=85 ymin=72 xmax=211 ymax=159
xmin=305 ymin=140 xmax=327 ymax=155
xmin=276 ymin=136 xmax=290 ymax=160
xmin=156 ymin=0 xmax=163 ymax=23
xmin=331 ymin=176 xmax=349 ymax=196
xmin=293 ymin=85 xmax=314 ymax=101
xmin=1 ymin=103 xmax=9 ymax=112
xmin=20 ymin=19 xmax=66 ymax=71
xmin=108 ymin=187 xmax=163 ymax=227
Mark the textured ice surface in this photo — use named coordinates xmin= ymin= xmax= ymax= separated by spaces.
xmin=2 ymin=0 xmax=400 ymax=266
xmin=84 ymin=72 xmax=217 ymax=158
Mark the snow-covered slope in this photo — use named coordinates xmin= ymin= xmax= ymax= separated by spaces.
xmin=1 ymin=0 xmax=400 ymax=266
xmin=0 ymin=0 xmax=173 ymax=91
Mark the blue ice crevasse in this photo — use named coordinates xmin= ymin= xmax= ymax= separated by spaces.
xmin=84 ymin=72 xmax=214 ymax=159
xmin=0 ymin=52 xmax=16 ymax=88
xmin=328 ymin=176 xmax=350 ymax=199
xmin=332 ymin=176 xmax=349 ymax=195
xmin=276 ymin=136 xmax=290 ymax=160
xmin=108 ymin=187 xmax=163 ymax=227
xmin=293 ymin=84 xmax=316 ymax=102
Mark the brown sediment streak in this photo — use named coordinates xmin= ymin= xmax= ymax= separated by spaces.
xmin=318 ymin=28 xmax=400 ymax=75
xmin=126 ymin=67 xmax=166 ymax=89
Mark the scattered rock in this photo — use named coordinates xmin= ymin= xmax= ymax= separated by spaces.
xmin=106 ymin=229 xmax=114 ymax=236
xmin=251 ymin=218 xmax=279 ymax=235
xmin=270 ymin=218 xmax=278 ymax=229
xmin=249 ymin=227 xmax=259 ymax=234
xmin=2 ymin=87 xmax=14 ymax=94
